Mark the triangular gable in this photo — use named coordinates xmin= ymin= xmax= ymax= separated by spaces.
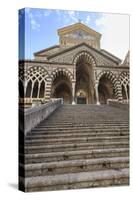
xmin=58 ymin=22 xmax=101 ymax=39
xmin=48 ymin=43 xmax=121 ymax=65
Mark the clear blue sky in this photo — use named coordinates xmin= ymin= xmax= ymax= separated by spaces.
xmin=19 ymin=8 xmax=129 ymax=60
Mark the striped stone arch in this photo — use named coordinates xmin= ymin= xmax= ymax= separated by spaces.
xmin=51 ymin=68 xmax=73 ymax=83
xmin=73 ymin=50 xmax=96 ymax=66
xmin=97 ymin=70 xmax=119 ymax=99
xmin=26 ymin=66 xmax=48 ymax=83
xmin=118 ymin=71 xmax=129 ymax=87
xmin=97 ymin=70 xmax=117 ymax=84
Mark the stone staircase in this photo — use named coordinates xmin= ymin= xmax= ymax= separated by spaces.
xmin=20 ymin=104 xmax=129 ymax=192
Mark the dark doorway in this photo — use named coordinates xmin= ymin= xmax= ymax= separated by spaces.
xmin=52 ymin=74 xmax=72 ymax=104
xmin=75 ymin=53 xmax=94 ymax=104
xmin=77 ymin=97 xmax=86 ymax=104
xmin=98 ymin=75 xmax=115 ymax=104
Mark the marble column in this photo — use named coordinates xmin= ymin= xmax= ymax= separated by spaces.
xmin=30 ymin=82 xmax=34 ymax=98
xmin=124 ymin=85 xmax=128 ymax=100
xmin=95 ymin=82 xmax=100 ymax=105
xmin=37 ymin=82 xmax=41 ymax=99
xmin=72 ymin=82 xmax=76 ymax=104
xmin=24 ymin=80 xmax=27 ymax=98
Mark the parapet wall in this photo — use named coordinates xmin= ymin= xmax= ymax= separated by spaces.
xmin=108 ymin=99 xmax=129 ymax=110
xmin=19 ymin=98 xmax=63 ymax=136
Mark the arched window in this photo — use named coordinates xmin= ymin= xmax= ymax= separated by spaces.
xmin=26 ymin=80 xmax=32 ymax=97
xmin=32 ymin=81 xmax=38 ymax=98
xmin=39 ymin=81 xmax=45 ymax=98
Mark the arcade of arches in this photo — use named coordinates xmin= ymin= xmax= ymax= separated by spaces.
xmin=19 ymin=52 xmax=129 ymax=105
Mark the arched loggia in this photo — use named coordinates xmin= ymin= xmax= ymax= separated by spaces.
xmin=98 ymin=74 xmax=116 ymax=104
xmin=73 ymin=51 xmax=96 ymax=104
xmin=51 ymin=71 xmax=72 ymax=104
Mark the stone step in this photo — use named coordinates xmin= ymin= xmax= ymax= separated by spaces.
xmin=42 ymin=121 xmax=129 ymax=124
xmin=23 ymin=148 xmax=129 ymax=164
xmin=26 ymin=131 xmax=129 ymax=140
xmin=42 ymin=119 xmax=129 ymax=122
xmin=43 ymin=116 xmax=129 ymax=119
xmin=24 ymin=141 xmax=129 ymax=154
xmin=40 ymin=117 xmax=129 ymax=120
xmin=44 ymin=115 xmax=128 ymax=118
xmin=21 ymin=157 xmax=129 ymax=177
xmin=32 ymin=126 xmax=129 ymax=132
xmin=45 ymin=111 xmax=128 ymax=114
xmin=47 ymin=114 xmax=129 ymax=116
xmin=39 ymin=124 xmax=129 ymax=128
xmin=21 ymin=168 xmax=129 ymax=192
xmin=34 ymin=124 xmax=129 ymax=128
xmin=45 ymin=120 xmax=128 ymax=122
xmin=25 ymin=135 xmax=129 ymax=145
xmin=36 ymin=124 xmax=129 ymax=128
xmin=30 ymin=129 xmax=129 ymax=136
xmin=30 ymin=128 xmax=129 ymax=135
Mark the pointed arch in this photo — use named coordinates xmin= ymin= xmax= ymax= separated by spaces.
xmin=26 ymin=66 xmax=48 ymax=82
xmin=118 ymin=71 xmax=129 ymax=86
xmin=26 ymin=80 xmax=32 ymax=97
xmin=97 ymin=71 xmax=118 ymax=103
xmin=39 ymin=81 xmax=45 ymax=98
xmin=32 ymin=80 xmax=39 ymax=98
xmin=97 ymin=70 xmax=117 ymax=84
xmin=51 ymin=69 xmax=72 ymax=104
xmin=73 ymin=50 xmax=97 ymax=66
xmin=73 ymin=51 xmax=96 ymax=104
xmin=25 ymin=66 xmax=48 ymax=99
xmin=51 ymin=68 xmax=73 ymax=83
xmin=118 ymin=71 xmax=129 ymax=100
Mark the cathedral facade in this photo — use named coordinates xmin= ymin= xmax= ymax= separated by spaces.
xmin=19 ymin=22 xmax=129 ymax=106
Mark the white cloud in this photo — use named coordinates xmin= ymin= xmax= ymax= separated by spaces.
xmin=35 ymin=11 xmax=42 ymax=18
xmin=25 ymin=8 xmax=31 ymax=14
xmin=43 ymin=9 xmax=52 ymax=17
xmin=96 ymin=13 xmax=129 ymax=59
xmin=85 ymin=15 xmax=90 ymax=24
xmin=67 ymin=11 xmax=77 ymax=21
xmin=95 ymin=15 xmax=107 ymax=26
xmin=25 ymin=8 xmax=40 ymax=31
xmin=55 ymin=10 xmax=91 ymax=28
xmin=31 ymin=19 xmax=40 ymax=30
xmin=56 ymin=10 xmax=79 ymax=26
